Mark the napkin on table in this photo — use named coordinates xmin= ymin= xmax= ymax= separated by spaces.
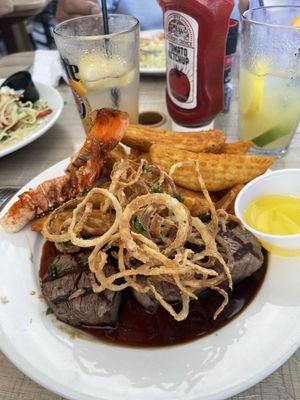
xmin=32 ymin=50 xmax=66 ymax=87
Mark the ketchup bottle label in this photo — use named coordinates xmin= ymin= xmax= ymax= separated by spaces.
xmin=165 ymin=11 xmax=199 ymax=110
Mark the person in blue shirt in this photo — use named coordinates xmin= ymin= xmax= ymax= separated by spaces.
xmin=107 ymin=0 xmax=162 ymax=30
xmin=239 ymin=0 xmax=300 ymax=14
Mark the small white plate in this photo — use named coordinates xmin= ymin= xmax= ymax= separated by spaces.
xmin=0 ymin=80 xmax=64 ymax=159
xmin=140 ymin=29 xmax=166 ymax=76
xmin=0 ymin=160 xmax=299 ymax=400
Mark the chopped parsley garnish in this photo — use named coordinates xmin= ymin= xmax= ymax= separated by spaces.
xmin=149 ymin=183 xmax=163 ymax=194
xmin=199 ymin=213 xmax=211 ymax=223
xmin=173 ymin=193 xmax=184 ymax=203
xmin=48 ymin=263 xmax=61 ymax=277
xmin=131 ymin=216 xmax=145 ymax=234
xmin=0 ymin=135 xmax=9 ymax=142
xmin=78 ymin=254 xmax=89 ymax=269
xmin=62 ymin=241 xmax=71 ymax=249
xmin=79 ymin=258 xmax=88 ymax=268
xmin=46 ymin=307 xmax=53 ymax=315
xmin=142 ymin=163 xmax=147 ymax=172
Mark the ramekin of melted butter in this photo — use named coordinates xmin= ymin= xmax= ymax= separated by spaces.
xmin=245 ymin=195 xmax=300 ymax=236
xmin=235 ymin=170 xmax=300 ymax=257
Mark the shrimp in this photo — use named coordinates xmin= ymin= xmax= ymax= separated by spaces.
xmin=66 ymin=108 xmax=126 ymax=172
xmin=1 ymin=108 xmax=129 ymax=233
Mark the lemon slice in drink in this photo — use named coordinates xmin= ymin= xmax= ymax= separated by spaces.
xmin=240 ymin=59 xmax=268 ymax=118
xmin=291 ymin=15 xmax=300 ymax=33
xmin=78 ymin=53 xmax=134 ymax=91
xmin=240 ymin=69 xmax=264 ymax=117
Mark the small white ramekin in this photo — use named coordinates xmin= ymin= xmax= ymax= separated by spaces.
xmin=235 ymin=169 xmax=300 ymax=257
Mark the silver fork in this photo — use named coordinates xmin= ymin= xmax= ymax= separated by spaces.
xmin=0 ymin=187 xmax=19 ymax=211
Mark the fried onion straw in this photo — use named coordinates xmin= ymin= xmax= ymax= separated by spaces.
xmin=68 ymin=188 xmax=122 ymax=248
xmin=170 ymin=160 xmax=218 ymax=236
xmin=119 ymin=193 xmax=191 ymax=254
xmin=42 ymin=198 xmax=81 ymax=242
xmin=42 ymin=160 xmax=234 ymax=321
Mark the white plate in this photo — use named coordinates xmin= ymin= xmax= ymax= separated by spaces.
xmin=0 ymin=159 xmax=299 ymax=400
xmin=0 ymin=80 xmax=64 ymax=158
xmin=140 ymin=29 xmax=166 ymax=76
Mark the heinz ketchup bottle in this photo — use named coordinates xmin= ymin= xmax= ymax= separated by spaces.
xmin=158 ymin=0 xmax=234 ymax=127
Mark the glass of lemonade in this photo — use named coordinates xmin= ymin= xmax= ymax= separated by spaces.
xmin=53 ymin=14 xmax=139 ymax=133
xmin=239 ymin=6 xmax=300 ymax=157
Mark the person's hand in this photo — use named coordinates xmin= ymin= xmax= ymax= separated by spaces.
xmin=239 ymin=0 xmax=249 ymax=14
xmin=0 ymin=0 xmax=13 ymax=17
xmin=56 ymin=0 xmax=100 ymax=22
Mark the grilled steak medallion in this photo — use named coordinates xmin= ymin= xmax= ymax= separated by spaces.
xmin=41 ymin=252 xmax=121 ymax=327
xmin=133 ymin=220 xmax=264 ymax=312
xmin=218 ymin=220 xmax=264 ymax=283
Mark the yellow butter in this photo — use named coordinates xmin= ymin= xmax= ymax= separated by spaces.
xmin=244 ymin=194 xmax=300 ymax=235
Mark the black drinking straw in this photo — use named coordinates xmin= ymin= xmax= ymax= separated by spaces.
xmin=100 ymin=0 xmax=120 ymax=107
xmin=101 ymin=0 xmax=110 ymax=56
xmin=101 ymin=0 xmax=109 ymax=35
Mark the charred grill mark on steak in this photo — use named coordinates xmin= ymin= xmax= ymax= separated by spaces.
xmin=45 ymin=275 xmax=94 ymax=305
xmin=40 ymin=252 xmax=121 ymax=327
xmin=227 ymin=234 xmax=261 ymax=261
xmin=233 ymin=241 xmax=259 ymax=261
xmin=42 ymin=266 xmax=87 ymax=283
xmin=217 ymin=220 xmax=264 ymax=284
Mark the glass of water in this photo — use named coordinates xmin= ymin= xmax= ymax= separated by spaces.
xmin=238 ymin=6 xmax=300 ymax=157
xmin=53 ymin=14 xmax=140 ymax=133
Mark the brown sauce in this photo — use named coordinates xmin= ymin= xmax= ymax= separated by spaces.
xmin=40 ymin=241 xmax=60 ymax=278
xmin=40 ymin=241 xmax=267 ymax=347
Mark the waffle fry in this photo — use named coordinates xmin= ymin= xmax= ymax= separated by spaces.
xmin=150 ymin=145 xmax=274 ymax=192
xmin=122 ymin=124 xmax=226 ymax=153
xmin=176 ymin=186 xmax=211 ymax=216
xmin=222 ymin=140 xmax=252 ymax=154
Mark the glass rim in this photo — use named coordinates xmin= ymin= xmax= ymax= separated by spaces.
xmin=53 ymin=14 xmax=139 ymax=40
xmin=242 ymin=5 xmax=300 ymax=30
